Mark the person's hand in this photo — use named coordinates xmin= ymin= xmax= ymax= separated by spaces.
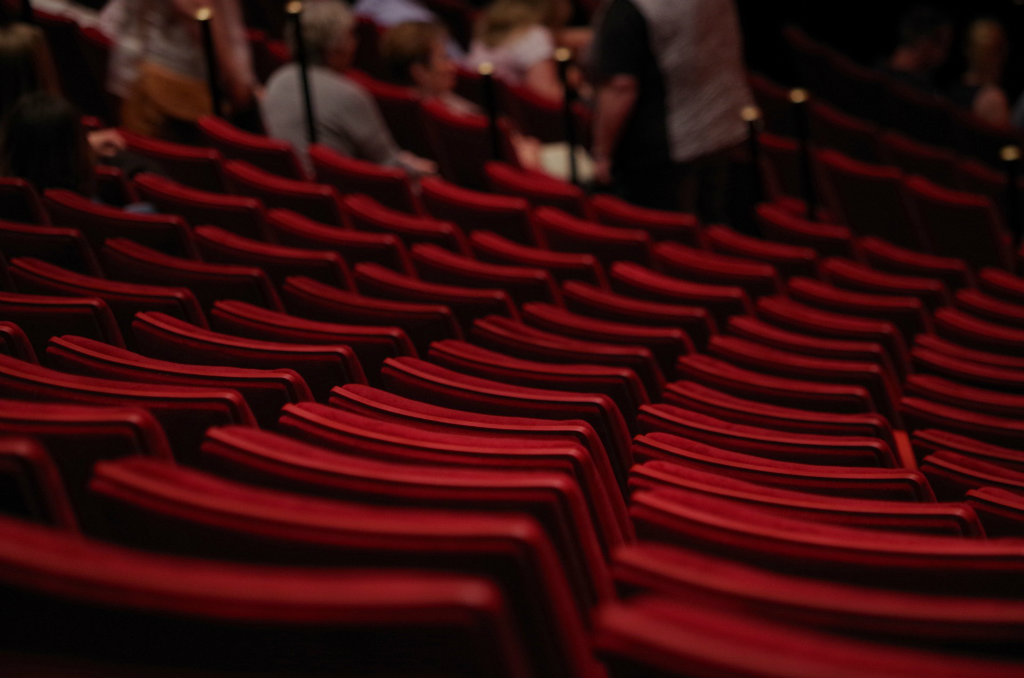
xmin=397 ymin=151 xmax=438 ymax=177
xmin=87 ymin=128 xmax=126 ymax=159
xmin=593 ymin=155 xmax=612 ymax=186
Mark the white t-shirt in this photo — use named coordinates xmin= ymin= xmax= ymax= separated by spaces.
xmin=466 ymin=25 xmax=554 ymax=86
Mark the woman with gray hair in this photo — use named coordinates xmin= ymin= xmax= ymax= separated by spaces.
xmin=261 ymin=0 xmax=435 ymax=176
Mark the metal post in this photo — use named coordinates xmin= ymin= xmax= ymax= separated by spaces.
xmin=286 ymin=1 xmax=317 ymax=145
xmin=555 ymin=47 xmax=578 ymax=186
xmin=742 ymin=105 xmax=763 ymax=207
xmin=20 ymin=0 xmax=33 ymax=23
xmin=478 ymin=62 xmax=502 ymax=161
xmin=196 ymin=7 xmax=223 ymax=118
xmin=790 ymin=88 xmax=817 ymax=221
xmin=1003 ymin=145 xmax=1022 ymax=247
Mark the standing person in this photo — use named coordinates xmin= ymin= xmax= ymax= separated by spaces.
xmin=260 ymin=0 xmax=435 ymax=176
xmin=590 ymin=0 xmax=753 ymax=221
xmin=107 ymin=0 xmax=258 ymax=143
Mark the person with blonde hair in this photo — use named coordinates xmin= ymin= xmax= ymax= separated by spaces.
xmin=465 ymin=0 xmax=575 ymax=103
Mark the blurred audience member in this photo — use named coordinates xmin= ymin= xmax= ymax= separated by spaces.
xmin=590 ymin=0 xmax=752 ymax=221
xmin=352 ymin=0 xmax=465 ymax=59
xmin=261 ymin=0 xmax=435 ymax=176
xmin=882 ymin=3 xmax=953 ymax=94
xmin=949 ymin=17 xmax=1011 ymax=127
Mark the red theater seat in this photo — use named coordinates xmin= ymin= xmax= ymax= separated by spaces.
xmin=0 ymin=218 xmax=102 ymax=276
xmin=485 ymin=162 xmax=588 ymax=216
xmin=121 ymin=130 xmax=228 ymax=192
xmin=703 ymin=224 xmax=818 ymax=279
xmin=411 ymin=243 xmax=561 ymax=306
xmin=921 ymin=451 xmax=1024 ymax=501
xmin=588 ymin=194 xmax=701 ymax=245
xmin=756 ymin=202 xmax=854 ymax=257
xmin=0 ymin=436 xmax=77 ymax=530
xmin=0 ymin=177 xmax=49 ymax=225
xmin=912 ymin=429 xmax=1024 ymax=471
xmin=856 ymin=235 xmax=974 ymax=290
xmin=820 ymin=256 xmax=950 ymax=311
xmin=309 ymin=144 xmax=423 ymax=215
xmin=421 ymin=176 xmax=537 ymax=244
xmin=132 ymin=173 xmax=271 ymax=241
xmin=533 ymin=207 xmax=652 ymax=266
xmin=652 ymin=241 xmax=783 ymax=298
xmin=0 ymin=290 xmax=124 ymax=355
xmin=342 ymin=193 xmax=470 ymax=253
xmin=198 ymin=115 xmax=305 ymax=179
xmin=224 ymin=160 xmax=344 ymax=225
xmin=470 ymin=230 xmax=608 ymax=288
xmin=0 ymin=321 xmax=36 ymax=362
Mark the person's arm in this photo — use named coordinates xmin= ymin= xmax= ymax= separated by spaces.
xmin=591 ymin=74 xmax=637 ymax=184
xmin=523 ymin=59 xmax=565 ymax=104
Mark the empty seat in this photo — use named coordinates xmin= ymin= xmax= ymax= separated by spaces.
xmin=876 ymin=130 xmax=959 ymax=187
xmin=613 ymin=542 xmax=1024 ymax=655
xmin=342 ymin=193 xmax=470 ymax=253
xmin=610 ymin=261 xmax=753 ymax=329
xmin=266 ymin=208 xmax=415 ymax=275
xmin=411 ymin=243 xmax=560 ymax=306
xmin=905 ymin=175 xmax=1013 ymax=270
xmin=131 ymin=311 xmax=367 ymax=401
xmin=379 ymin=356 xmax=632 ymax=493
xmin=676 ymin=353 xmax=877 ymax=415
xmin=755 ymin=202 xmax=854 ymax=257
xmin=820 ymin=256 xmax=950 ymax=311
xmin=427 ymin=339 xmax=648 ymax=427
xmin=224 ymin=160 xmax=344 ymax=225
xmin=816 ymin=148 xmax=926 ymax=249
xmin=44 ymin=188 xmax=198 ymax=258
xmin=561 ymin=281 xmax=714 ymax=350
xmin=633 ymin=433 xmax=933 ymax=501
xmin=0 ymin=289 xmax=125 ymax=355
xmin=787 ymin=276 xmax=930 ymax=344
xmin=281 ymin=275 xmax=460 ymax=356
xmin=199 ymin=425 xmax=613 ymax=609
xmin=955 ymin=288 xmax=1024 ymax=329
xmin=756 ymin=295 xmax=910 ymax=376
xmin=912 ymin=345 xmax=1024 ymax=393
xmin=856 ymin=235 xmax=974 ymax=290
xmin=628 ymin=463 xmax=980 ymax=536
xmin=637 ymin=403 xmax=896 ymax=468
xmin=328 ymin=382 xmax=631 ymax=540
xmin=663 ymin=380 xmax=897 ymax=449
xmin=630 ymin=487 xmax=1024 ymax=595
xmin=0 ymin=321 xmax=36 ymax=362
xmin=965 ymin=487 xmax=1024 ymax=538
xmin=354 ymin=262 xmax=517 ymax=334
xmin=0 ymin=218 xmax=102 ymax=276
xmin=933 ymin=306 xmax=1024 ymax=357
xmin=121 ymin=130 xmax=228 ymax=192
xmin=484 ymin=162 xmax=588 ymax=216
xmin=726 ymin=314 xmax=900 ymax=380
xmin=705 ymin=334 xmax=900 ymax=423
xmin=422 ymin=101 xmax=518 ymax=190
xmin=194 ymin=225 xmax=354 ymax=289
xmin=533 ymin=207 xmax=651 ymax=266
xmin=913 ymin=429 xmax=1024 ymax=471
xmin=703 ymin=224 xmax=818 ymax=279
xmin=902 ymin=397 xmax=1024 ymax=449
xmin=470 ymin=230 xmax=608 ymax=288
xmin=0 ymin=436 xmax=77 ymax=530
xmin=0 ymin=514 xmax=531 ymax=677
xmin=471 ymin=314 xmax=665 ymax=400
xmin=915 ymin=333 xmax=1024 ymax=370
xmin=594 ymin=595 xmax=1024 ymax=678
xmin=652 ymin=241 xmax=783 ymax=298
xmin=978 ymin=268 xmax=1024 ymax=305
xmin=0 ymin=353 xmax=254 ymax=465
xmin=521 ymin=302 xmax=690 ymax=382
xmin=197 ymin=114 xmax=306 ymax=179
xmin=101 ymin=238 xmax=283 ymax=313
xmin=209 ymin=299 xmax=414 ymax=383
xmin=46 ymin=335 xmax=312 ymax=429
xmin=309 ymin=143 xmax=423 ymax=215
xmin=587 ymin=194 xmax=701 ymax=245
xmin=88 ymin=457 xmax=597 ymax=677
xmin=906 ymin=373 xmax=1024 ymax=419
xmin=809 ymin=99 xmax=881 ymax=162
xmin=132 ymin=172 xmax=271 ymax=241
xmin=421 ymin=176 xmax=537 ymax=244
xmin=921 ymin=451 xmax=1024 ymax=502
xmin=0 ymin=177 xmax=49 ymax=224
xmin=8 ymin=257 xmax=206 ymax=342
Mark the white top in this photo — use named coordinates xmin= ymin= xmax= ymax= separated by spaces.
xmin=466 ymin=25 xmax=554 ymax=86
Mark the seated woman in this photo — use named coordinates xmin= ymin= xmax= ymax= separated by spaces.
xmin=380 ymin=20 xmax=542 ymax=170
xmin=465 ymin=0 xmax=584 ymax=104
xmin=949 ymin=17 xmax=1011 ymax=128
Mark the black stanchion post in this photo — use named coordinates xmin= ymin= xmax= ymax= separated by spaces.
xmin=478 ymin=62 xmax=502 ymax=161
xmin=286 ymin=1 xmax=317 ymax=145
xmin=555 ymin=47 xmax=578 ymax=186
xmin=1003 ymin=145 xmax=1022 ymax=247
xmin=20 ymin=0 xmax=33 ymax=23
xmin=789 ymin=87 xmax=817 ymax=221
xmin=196 ymin=7 xmax=223 ymax=118
xmin=742 ymin=105 xmax=763 ymax=206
